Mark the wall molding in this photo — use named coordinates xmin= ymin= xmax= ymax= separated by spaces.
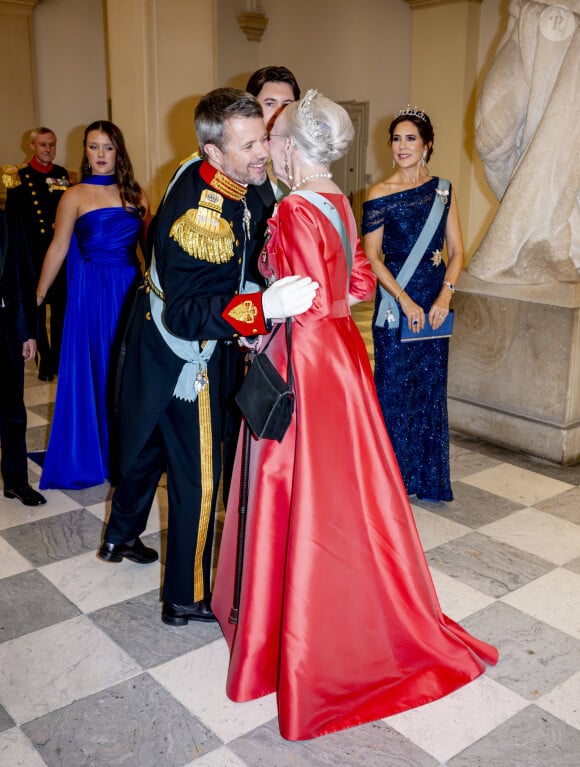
xmin=0 ymin=0 xmax=38 ymax=11
xmin=404 ymin=0 xmax=482 ymax=9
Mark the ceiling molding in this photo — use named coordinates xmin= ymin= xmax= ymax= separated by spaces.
xmin=404 ymin=0 xmax=482 ymax=9
xmin=0 ymin=0 xmax=39 ymax=11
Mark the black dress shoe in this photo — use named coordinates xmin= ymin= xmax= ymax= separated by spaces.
xmin=4 ymin=484 xmax=47 ymax=506
xmin=162 ymin=598 xmax=216 ymax=625
xmin=98 ymin=537 xmax=158 ymax=564
xmin=38 ymin=371 xmax=54 ymax=382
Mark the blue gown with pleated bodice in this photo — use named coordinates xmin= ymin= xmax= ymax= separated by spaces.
xmin=40 ymin=207 xmax=141 ymax=489
xmin=362 ymin=177 xmax=453 ymax=501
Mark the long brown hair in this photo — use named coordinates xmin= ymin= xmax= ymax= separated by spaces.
xmin=81 ymin=120 xmax=146 ymax=217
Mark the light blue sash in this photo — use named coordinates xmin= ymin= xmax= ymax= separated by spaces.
xmin=148 ymin=256 xmax=217 ymax=403
xmin=148 ymin=154 xmax=217 ymax=403
xmin=292 ymin=191 xmax=353 ymax=277
xmin=375 ymin=178 xmax=450 ymax=328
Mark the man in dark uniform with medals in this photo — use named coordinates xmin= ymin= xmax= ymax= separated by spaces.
xmin=0 ymin=209 xmax=46 ymax=506
xmin=98 ymin=88 xmax=317 ymax=625
xmin=3 ymin=128 xmax=72 ymax=381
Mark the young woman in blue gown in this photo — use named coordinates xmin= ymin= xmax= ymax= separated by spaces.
xmin=36 ymin=121 xmax=149 ymax=489
xmin=362 ymin=109 xmax=464 ymax=502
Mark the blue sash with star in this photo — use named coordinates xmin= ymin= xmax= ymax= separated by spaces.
xmin=375 ymin=178 xmax=450 ymax=329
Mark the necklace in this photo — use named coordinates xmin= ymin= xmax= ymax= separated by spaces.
xmin=291 ymin=172 xmax=332 ymax=191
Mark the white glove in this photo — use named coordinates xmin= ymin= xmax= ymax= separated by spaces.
xmin=262 ymin=275 xmax=319 ymax=319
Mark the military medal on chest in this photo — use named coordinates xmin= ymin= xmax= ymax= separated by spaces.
xmin=194 ymin=371 xmax=209 ymax=392
xmin=241 ymin=196 xmax=252 ymax=239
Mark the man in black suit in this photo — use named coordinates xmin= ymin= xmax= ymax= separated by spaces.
xmin=0 ymin=209 xmax=46 ymax=506
xmin=3 ymin=127 xmax=72 ymax=381
xmin=98 ymin=88 xmax=316 ymax=625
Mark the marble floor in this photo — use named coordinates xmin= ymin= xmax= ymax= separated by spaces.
xmin=1 ymin=303 xmax=580 ymax=766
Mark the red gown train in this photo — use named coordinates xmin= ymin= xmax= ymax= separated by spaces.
xmin=212 ymin=193 xmax=498 ymax=741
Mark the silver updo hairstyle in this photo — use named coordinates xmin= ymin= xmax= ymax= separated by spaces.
xmin=284 ymin=89 xmax=354 ymax=167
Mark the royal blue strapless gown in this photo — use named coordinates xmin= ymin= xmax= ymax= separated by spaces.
xmin=40 ymin=207 xmax=141 ymax=489
xmin=362 ymin=177 xmax=453 ymax=501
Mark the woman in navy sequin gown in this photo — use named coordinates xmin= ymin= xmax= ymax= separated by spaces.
xmin=36 ymin=121 xmax=149 ymax=489
xmin=362 ymin=110 xmax=463 ymax=501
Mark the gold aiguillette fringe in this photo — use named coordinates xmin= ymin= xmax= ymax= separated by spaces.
xmin=1 ymin=165 xmax=22 ymax=189
xmin=170 ymin=189 xmax=234 ymax=264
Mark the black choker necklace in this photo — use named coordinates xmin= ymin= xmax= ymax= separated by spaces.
xmin=82 ymin=175 xmax=117 ymax=186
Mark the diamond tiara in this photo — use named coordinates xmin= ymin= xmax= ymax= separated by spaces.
xmin=298 ymin=88 xmax=325 ymax=140
xmin=395 ymin=105 xmax=427 ymax=122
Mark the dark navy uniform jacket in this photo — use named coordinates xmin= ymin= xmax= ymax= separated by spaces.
xmin=0 ymin=209 xmax=37 ymax=343
xmin=115 ymin=159 xmax=274 ymax=475
xmin=5 ymin=162 xmax=70 ymax=277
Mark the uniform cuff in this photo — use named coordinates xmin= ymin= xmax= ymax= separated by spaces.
xmin=222 ymin=292 xmax=269 ymax=336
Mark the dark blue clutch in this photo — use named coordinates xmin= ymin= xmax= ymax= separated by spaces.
xmin=400 ymin=310 xmax=454 ymax=342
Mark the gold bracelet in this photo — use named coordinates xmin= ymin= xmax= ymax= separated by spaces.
xmin=395 ymin=287 xmax=404 ymax=303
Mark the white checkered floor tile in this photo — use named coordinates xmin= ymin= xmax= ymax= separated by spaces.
xmin=1 ymin=305 xmax=578 ymax=766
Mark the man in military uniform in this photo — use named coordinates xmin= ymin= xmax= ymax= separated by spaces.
xmin=3 ymin=127 xmax=72 ymax=381
xmin=98 ymin=88 xmax=317 ymax=625
xmin=0 ymin=209 xmax=46 ymax=506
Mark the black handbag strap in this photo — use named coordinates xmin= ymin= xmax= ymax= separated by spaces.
xmin=260 ymin=318 xmax=293 ymax=388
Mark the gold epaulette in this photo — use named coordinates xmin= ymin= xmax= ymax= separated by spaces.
xmin=169 ymin=189 xmax=235 ymax=264
xmin=1 ymin=164 xmax=24 ymax=190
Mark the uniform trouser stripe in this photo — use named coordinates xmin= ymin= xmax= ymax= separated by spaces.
xmin=193 ymin=384 xmax=213 ymax=602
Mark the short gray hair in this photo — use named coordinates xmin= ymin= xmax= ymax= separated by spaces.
xmin=284 ymin=90 xmax=354 ymax=167
xmin=195 ymin=88 xmax=263 ymax=159
xmin=30 ymin=127 xmax=56 ymax=142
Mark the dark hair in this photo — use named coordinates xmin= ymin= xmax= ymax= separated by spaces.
xmin=388 ymin=112 xmax=435 ymax=163
xmin=81 ymin=120 xmax=145 ymax=217
xmin=195 ymin=88 xmax=264 ymax=159
xmin=245 ymin=66 xmax=301 ymax=101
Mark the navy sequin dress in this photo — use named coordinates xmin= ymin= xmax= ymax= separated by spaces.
xmin=362 ymin=177 xmax=452 ymax=501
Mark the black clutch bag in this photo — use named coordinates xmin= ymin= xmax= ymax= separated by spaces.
xmin=400 ymin=310 xmax=454 ymax=342
xmin=235 ymin=319 xmax=294 ymax=442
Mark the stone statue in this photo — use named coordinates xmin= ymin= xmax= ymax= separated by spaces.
xmin=469 ymin=0 xmax=580 ymax=284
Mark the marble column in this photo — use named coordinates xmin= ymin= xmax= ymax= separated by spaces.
xmin=0 ymin=0 xmax=39 ymax=207
xmin=104 ymin=0 xmax=217 ymax=208
xmin=404 ymin=0 xmax=483 ymax=242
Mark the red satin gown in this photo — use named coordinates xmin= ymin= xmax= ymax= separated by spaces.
xmin=212 ymin=193 xmax=498 ymax=741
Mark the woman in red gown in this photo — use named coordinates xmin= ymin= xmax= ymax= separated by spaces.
xmin=212 ymin=90 xmax=498 ymax=742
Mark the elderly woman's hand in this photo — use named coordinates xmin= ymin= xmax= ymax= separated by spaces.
xmin=238 ymin=335 xmax=266 ymax=352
